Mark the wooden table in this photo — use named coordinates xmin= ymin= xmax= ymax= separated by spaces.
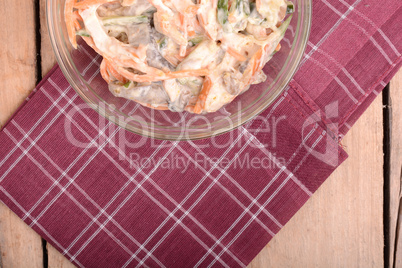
xmin=0 ymin=1 xmax=401 ymax=267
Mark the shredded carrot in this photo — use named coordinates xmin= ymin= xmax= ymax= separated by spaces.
xmin=174 ymin=54 xmax=186 ymax=62
xmin=228 ymin=14 xmax=236 ymax=23
xmin=100 ymin=59 xmax=112 ymax=83
xmin=114 ymin=57 xmax=165 ymax=77
xmin=187 ymin=29 xmax=196 ymax=37
xmin=179 ymin=13 xmax=185 ymax=28
xmin=184 ymin=5 xmax=199 ymax=15
xmin=105 ymin=59 xmax=128 ymax=83
xmin=185 ymin=105 xmax=195 ymax=113
xmin=238 ymin=46 xmax=264 ymax=90
xmin=117 ymin=66 xmax=209 ymax=82
xmin=255 ymin=0 xmax=261 ymax=11
xmin=191 ymin=17 xmax=203 ymax=33
xmin=138 ymin=101 xmax=171 ymax=110
xmin=73 ymin=10 xmax=83 ymax=22
xmin=227 ymin=47 xmax=247 ymax=61
xmin=115 ymin=66 xmax=164 ymax=82
xmin=252 ymin=47 xmax=264 ymax=76
xmin=275 ymin=43 xmax=281 ymax=52
xmin=156 ymin=13 xmax=187 ymax=46
xmin=241 ymin=44 xmax=272 ymax=88
xmin=148 ymin=0 xmax=173 ymax=14
xmin=198 ymin=9 xmax=219 ymax=41
xmin=167 ymin=69 xmax=210 ymax=79
xmin=81 ymin=36 xmax=103 ymax=54
xmin=72 ymin=11 xmax=84 ymax=31
xmin=74 ymin=0 xmax=116 ymax=9
xmin=73 ymin=16 xmax=82 ymax=30
xmin=193 ymin=76 xmax=212 ymax=114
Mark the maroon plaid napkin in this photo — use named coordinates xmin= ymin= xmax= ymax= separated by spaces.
xmin=1 ymin=0 xmax=401 ymax=267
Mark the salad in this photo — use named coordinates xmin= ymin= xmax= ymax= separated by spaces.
xmin=65 ymin=0 xmax=293 ymax=113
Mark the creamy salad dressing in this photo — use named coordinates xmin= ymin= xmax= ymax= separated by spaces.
xmin=66 ymin=0 xmax=293 ymax=113
xmin=256 ymin=0 xmax=286 ymax=28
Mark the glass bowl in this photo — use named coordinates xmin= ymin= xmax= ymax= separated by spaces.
xmin=46 ymin=0 xmax=311 ymax=140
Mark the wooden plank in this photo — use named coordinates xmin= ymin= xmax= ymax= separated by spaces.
xmin=0 ymin=1 xmax=44 ymax=267
xmin=389 ymin=69 xmax=402 ymax=268
xmin=47 ymin=246 xmax=76 ymax=268
xmin=40 ymin=0 xmax=56 ymax=77
xmin=0 ymin=205 xmax=43 ymax=268
xmin=249 ymin=94 xmax=384 ymax=267
xmin=0 ymin=1 xmax=37 ymax=126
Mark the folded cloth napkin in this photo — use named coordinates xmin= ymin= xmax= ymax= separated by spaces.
xmin=0 ymin=0 xmax=401 ymax=267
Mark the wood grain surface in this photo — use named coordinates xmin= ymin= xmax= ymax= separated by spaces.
xmin=0 ymin=1 xmax=37 ymax=125
xmin=0 ymin=1 xmax=43 ymax=267
xmin=0 ymin=1 xmax=401 ymax=267
xmin=389 ymin=70 xmax=402 ymax=268
xmin=40 ymin=0 xmax=57 ymax=77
